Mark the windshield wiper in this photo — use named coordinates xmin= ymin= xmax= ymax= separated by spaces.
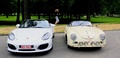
xmin=79 ymin=23 xmax=83 ymax=26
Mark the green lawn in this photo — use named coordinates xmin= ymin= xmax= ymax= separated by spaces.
xmin=0 ymin=16 xmax=120 ymax=34
xmin=0 ymin=16 xmax=120 ymax=23
xmin=0 ymin=16 xmax=18 ymax=21
xmin=91 ymin=17 xmax=120 ymax=23
xmin=0 ymin=16 xmax=39 ymax=22
xmin=0 ymin=16 xmax=47 ymax=25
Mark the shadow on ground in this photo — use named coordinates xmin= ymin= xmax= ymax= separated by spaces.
xmin=68 ymin=47 xmax=102 ymax=52
xmin=0 ymin=21 xmax=16 ymax=25
xmin=9 ymin=51 xmax=52 ymax=57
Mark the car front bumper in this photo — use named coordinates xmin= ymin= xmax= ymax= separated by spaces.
xmin=7 ymin=39 xmax=52 ymax=53
xmin=68 ymin=40 xmax=106 ymax=48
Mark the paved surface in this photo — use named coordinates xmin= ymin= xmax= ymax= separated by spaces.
xmin=0 ymin=31 xmax=120 ymax=58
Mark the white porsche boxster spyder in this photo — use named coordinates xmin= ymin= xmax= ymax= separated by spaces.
xmin=7 ymin=19 xmax=55 ymax=53
xmin=64 ymin=21 xmax=106 ymax=48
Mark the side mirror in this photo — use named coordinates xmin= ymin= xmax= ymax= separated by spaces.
xmin=50 ymin=24 xmax=55 ymax=27
xmin=50 ymin=23 xmax=55 ymax=33
xmin=16 ymin=24 xmax=20 ymax=28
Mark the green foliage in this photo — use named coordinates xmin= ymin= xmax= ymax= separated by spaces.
xmin=0 ymin=16 xmax=19 ymax=21
xmin=0 ymin=0 xmax=17 ymax=14
xmin=1 ymin=0 xmax=120 ymax=22
xmin=91 ymin=17 xmax=120 ymax=23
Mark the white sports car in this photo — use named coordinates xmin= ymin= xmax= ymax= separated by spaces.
xmin=7 ymin=20 xmax=55 ymax=53
xmin=64 ymin=21 xmax=106 ymax=48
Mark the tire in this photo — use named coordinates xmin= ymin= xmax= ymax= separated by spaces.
xmin=96 ymin=47 xmax=102 ymax=49
xmin=8 ymin=51 xmax=19 ymax=55
xmin=67 ymin=45 xmax=70 ymax=48
xmin=67 ymin=45 xmax=73 ymax=49
xmin=46 ymin=46 xmax=53 ymax=53
xmin=65 ymin=34 xmax=67 ymax=44
xmin=65 ymin=34 xmax=72 ymax=49
xmin=52 ymin=33 xmax=55 ymax=38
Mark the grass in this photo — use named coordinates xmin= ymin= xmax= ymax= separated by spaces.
xmin=1 ymin=16 xmax=120 ymax=35
xmin=1 ymin=16 xmax=120 ymax=23
xmin=1 ymin=23 xmax=120 ymax=35
xmin=0 ymin=26 xmax=15 ymax=35
xmin=91 ymin=17 xmax=120 ymax=23
xmin=0 ymin=15 xmax=46 ymax=22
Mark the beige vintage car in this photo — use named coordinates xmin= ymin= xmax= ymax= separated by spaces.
xmin=64 ymin=21 xmax=106 ymax=48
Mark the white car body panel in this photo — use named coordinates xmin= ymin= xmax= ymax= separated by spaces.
xmin=7 ymin=20 xmax=54 ymax=53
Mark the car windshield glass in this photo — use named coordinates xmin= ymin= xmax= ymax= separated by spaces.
xmin=71 ymin=21 xmax=92 ymax=27
xmin=20 ymin=20 xmax=50 ymax=28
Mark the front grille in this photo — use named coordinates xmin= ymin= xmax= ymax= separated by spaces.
xmin=19 ymin=49 xmax=35 ymax=51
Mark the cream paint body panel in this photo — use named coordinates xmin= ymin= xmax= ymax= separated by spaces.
xmin=65 ymin=26 xmax=106 ymax=47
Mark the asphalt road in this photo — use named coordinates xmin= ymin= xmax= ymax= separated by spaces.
xmin=0 ymin=31 xmax=120 ymax=58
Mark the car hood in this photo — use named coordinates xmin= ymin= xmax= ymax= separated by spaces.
xmin=12 ymin=28 xmax=51 ymax=41
xmin=71 ymin=27 xmax=98 ymax=39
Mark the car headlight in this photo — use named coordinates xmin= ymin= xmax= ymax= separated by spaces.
xmin=100 ymin=34 xmax=105 ymax=41
xmin=8 ymin=33 xmax=15 ymax=41
xmin=71 ymin=34 xmax=77 ymax=41
xmin=42 ymin=32 xmax=50 ymax=40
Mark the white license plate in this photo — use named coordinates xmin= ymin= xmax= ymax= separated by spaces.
xmin=20 ymin=45 xmax=32 ymax=49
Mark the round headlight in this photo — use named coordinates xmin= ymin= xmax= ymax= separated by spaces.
xmin=100 ymin=34 xmax=105 ymax=41
xmin=8 ymin=33 xmax=15 ymax=41
xmin=71 ymin=34 xmax=77 ymax=41
xmin=42 ymin=32 xmax=50 ymax=40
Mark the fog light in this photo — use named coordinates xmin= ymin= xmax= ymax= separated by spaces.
xmin=8 ymin=44 xmax=16 ymax=50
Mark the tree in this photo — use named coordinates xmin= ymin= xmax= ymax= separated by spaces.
xmin=22 ymin=0 xmax=30 ymax=20
xmin=0 ymin=0 xmax=17 ymax=18
xmin=103 ymin=0 xmax=120 ymax=15
xmin=16 ymin=0 xmax=20 ymax=24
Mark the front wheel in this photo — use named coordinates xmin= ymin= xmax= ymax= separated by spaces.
xmin=65 ymin=34 xmax=67 ymax=44
xmin=67 ymin=45 xmax=72 ymax=49
xmin=52 ymin=33 xmax=55 ymax=38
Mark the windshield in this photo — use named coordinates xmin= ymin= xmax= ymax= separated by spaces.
xmin=70 ymin=21 xmax=92 ymax=27
xmin=19 ymin=20 xmax=50 ymax=28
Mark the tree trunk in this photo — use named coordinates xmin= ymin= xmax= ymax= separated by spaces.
xmin=21 ymin=1 xmax=24 ymax=21
xmin=70 ymin=14 xmax=72 ymax=20
xmin=16 ymin=0 xmax=20 ymax=24
xmin=78 ymin=14 xmax=80 ymax=19
xmin=43 ymin=13 xmax=45 ymax=18
xmin=48 ymin=13 xmax=50 ymax=21
xmin=87 ymin=12 xmax=90 ymax=21
xmin=61 ymin=13 xmax=63 ymax=20
xmin=76 ymin=14 xmax=77 ymax=20
xmin=86 ymin=0 xmax=90 ymax=21
xmin=22 ymin=0 xmax=31 ymax=20
xmin=38 ymin=13 xmax=40 ymax=19
xmin=6 ymin=13 xmax=9 ymax=18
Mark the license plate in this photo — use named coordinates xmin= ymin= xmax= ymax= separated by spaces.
xmin=20 ymin=45 xmax=32 ymax=49
xmin=78 ymin=41 xmax=101 ymax=46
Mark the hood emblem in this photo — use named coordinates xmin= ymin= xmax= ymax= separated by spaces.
xmin=88 ymin=36 xmax=89 ymax=38
xmin=27 ymin=37 xmax=29 ymax=39
xmin=86 ymin=31 xmax=94 ymax=39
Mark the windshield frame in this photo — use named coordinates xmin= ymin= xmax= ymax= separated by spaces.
xmin=19 ymin=20 xmax=50 ymax=28
xmin=68 ymin=21 xmax=92 ymax=27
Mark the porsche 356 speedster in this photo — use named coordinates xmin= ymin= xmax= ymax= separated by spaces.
xmin=64 ymin=21 xmax=106 ymax=48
